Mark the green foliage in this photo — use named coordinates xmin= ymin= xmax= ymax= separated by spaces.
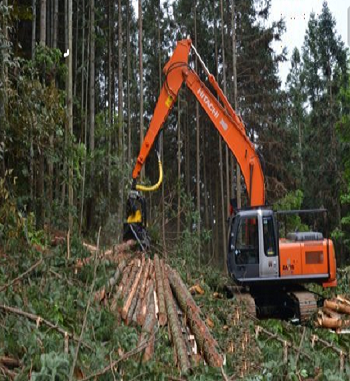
xmin=274 ymin=190 xmax=309 ymax=236
xmin=31 ymin=353 xmax=70 ymax=380
xmin=172 ymin=191 xmax=211 ymax=267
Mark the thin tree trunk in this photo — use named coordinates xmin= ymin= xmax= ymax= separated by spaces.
xmin=127 ymin=0 xmax=132 ymax=164
xmin=79 ymin=0 xmax=87 ymax=234
xmin=177 ymin=95 xmax=181 ymax=240
xmin=220 ymin=0 xmax=230 ymax=222
xmin=214 ymin=3 xmax=227 ymax=268
xmin=107 ymin=0 xmax=114 ymax=204
xmin=231 ymin=0 xmax=241 ymax=209
xmin=40 ymin=0 xmax=46 ymax=45
xmin=36 ymin=0 xmax=46 ymax=230
xmin=194 ymin=3 xmax=201 ymax=264
xmin=53 ymin=0 xmax=58 ymax=49
xmin=61 ymin=0 xmax=68 ymax=207
xmin=31 ymin=0 xmax=36 ymax=58
xmin=68 ymin=0 xmax=74 ymax=232
xmin=88 ymin=0 xmax=95 ymax=229
xmin=118 ymin=0 xmax=124 ymax=242
xmin=138 ymin=0 xmax=144 ymax=180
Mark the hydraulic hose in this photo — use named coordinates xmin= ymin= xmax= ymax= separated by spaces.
xmin=136 ymin=159 xmax=163 ymax=192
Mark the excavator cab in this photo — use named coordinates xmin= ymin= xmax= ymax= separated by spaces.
xmin=228 ymin=208 xmax=279 ymax=284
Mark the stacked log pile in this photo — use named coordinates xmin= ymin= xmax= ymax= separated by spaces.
xmin=99 ymin=250 xmax=224 ymax=373
xmin=317 ymin=295 xmax=350 ymax=331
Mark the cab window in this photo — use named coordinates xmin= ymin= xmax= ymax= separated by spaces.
xmin=235 ymin=217 xmax=259 ymax=265
xmin=263 ymin=216 xmax=277 ymax=257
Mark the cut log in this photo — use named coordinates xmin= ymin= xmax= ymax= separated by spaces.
xmin=324 ymin=300 xmax=350 ymax=315
xmin=122 ymin=257 xmax=145 ymax=321
xmin=163 ymin=267 xmax=191 ymax=375
xmin=110 ymin=262 xmax=133 ymax=312
xmin=318 ymin=316 xmax=343 ymax=329
xmin=154 ymin=255 xmax=167 ymax=326
xmin=168 ymin=267 xmax=223 ymax=368
xmin=132 ymin=260 xmax=152 ymax=324
xmin=139 ymin=283 xmax=157 ymax=363
xmin=107 ymin=258 xmax=127 ymax=290
xmin=138 ymin=280 xmax=154 ymax=326
xmin=121 ymin=259 xmax=142 ymax=304
xmin=336 ymin=295 xmax=350 ymax=307
xmin=323 ymin=307 xmax=342 ymax=320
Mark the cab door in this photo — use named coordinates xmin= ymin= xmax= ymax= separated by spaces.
xmin=228 ymin=214 xmax=260 ymax=281
xmin=259 ymin=214 xmax=279 ymax=278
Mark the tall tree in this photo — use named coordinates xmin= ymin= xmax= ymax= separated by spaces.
xmin=301 ymin=2 xmax=348 ymax=231
xmin=67 ymin=0 xmax=73 ymax=231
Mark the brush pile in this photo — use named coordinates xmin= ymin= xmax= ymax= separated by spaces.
xmin=317 ymin=295 xmax=350 ymax=331
xmin=91 ymin=243 xmax=224 ymax=374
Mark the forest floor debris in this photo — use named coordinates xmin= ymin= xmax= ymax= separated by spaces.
xmin=1 ymin=234 xmax=350 ymax=380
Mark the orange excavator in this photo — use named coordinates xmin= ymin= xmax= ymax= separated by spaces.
xmin=124 ymin=39 xmax=337 ymax=322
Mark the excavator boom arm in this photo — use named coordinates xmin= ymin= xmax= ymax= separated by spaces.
xmin=132 ymin=39 xmax=265 ymax=207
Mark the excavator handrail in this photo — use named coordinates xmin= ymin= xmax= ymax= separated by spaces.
xmin=132 ymin=38 xmax=265 ymax=207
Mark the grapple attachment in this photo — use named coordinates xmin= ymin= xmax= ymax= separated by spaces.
xmin=123 ymin=190 xmax=150 ymax=251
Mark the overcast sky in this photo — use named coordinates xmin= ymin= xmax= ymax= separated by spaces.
xmin=269 ymin=0 xmax=349 ymax=85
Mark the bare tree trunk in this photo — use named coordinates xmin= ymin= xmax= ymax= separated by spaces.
xmin=53 ymin=0 xmax=58 ymax=49
xmin=220 ymin=0 xmax=230 ymax=224
xmin=61 ymin=0 xmax=68 ymax=207
xmin=79 ymin=5 xmax=91 ymax=234
xmin=36 ymin=0 xmax=46 ymax=230
xmin=87 ymin=0 xmax=95 ymax=229
xmin=194 ymin=3 xmax=201 ymax=264
xmin=177 ymin=95 xmax=181 ymax=241
xmin=231 ymin=0 xmax=241 ymax=209
xmin=158 ymin=0 xmax=166 ymax=253
xmin=127 ymin=0 xmax=132 ymax=164
xmin=107 ymin=0 xmax=114 ymax=204
xmin=215 ymin=2 xmax=227 ymax=269
xmin=118 ymin=0 xmax=124 ymax=242
xmin=67 ymin=0 xmax=74 ymax=232
xmin=138 ymin=0 xmax=144 ymax=180
xmin=40 ymin=0 xmax=46 ymax=45
xmin=79 ymin=0 xmax=87 ymax=234
xmin=31 ymin=0 xmax=36 ymax=58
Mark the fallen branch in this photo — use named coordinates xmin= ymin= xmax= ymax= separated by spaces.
xmin=0 ymin=304 xmax=91 ymax=350
xmin=255 ymin=326 xmax=312 ymax=361
xmin=0 ymin=258 xmax=43 ymax=293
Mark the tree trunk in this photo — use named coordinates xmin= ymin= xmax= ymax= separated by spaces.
xmin=168 ymin=268 xmax=223 ymax=368
xmin=231 ymin=0 xmax=241 ymax=208
xmin=194 ymin=3 xmax=201 ymax=264
xmin=220 ymin=0 xmax=230 ymax=220
xmin=87 ymin=0 xmax=95 ymax=230
xmin=53 ymin=0 xmax=58 ymax=49
xmin=138 ymin=0 xmax=144 ymax=180
xmin=214 ymin=7 xmax=227 ymax=267
xmin=107 ymin=0 xmax=114 ymax=205
xmin=31 ymin=0 xmax=36 ymax=58
xmin=40 ymin=0 xmax=46 ymax=45
xmin=126 ymin=0 xmax=131 ymax=163
xmin=163 ymin=267 xmax=191 ymax=374
xmin=36 ymin=0 xmax=46 ymax=230
xmin=67 ymin=0 xmax=74 ymax=232
xmin=177 ymin=95 xmax=181 ymax=240
xmin=153 ymin=255 xmax=167 ymax=326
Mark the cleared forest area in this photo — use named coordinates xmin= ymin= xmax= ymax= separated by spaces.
xmin=0 ymin=234 xmax=350 ymax=380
